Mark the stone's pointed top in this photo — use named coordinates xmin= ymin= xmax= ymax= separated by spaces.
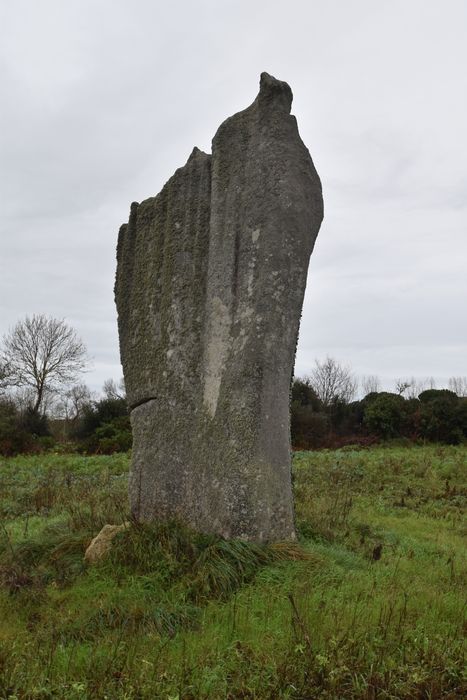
xmin=188 ymin=146 xmax=209 ymax=162
xmin=258 ymin=72 xmax=293 ymax=113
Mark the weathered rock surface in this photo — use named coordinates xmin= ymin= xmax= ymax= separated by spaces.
xmin=115 ymin=72 xmax=323 ymax=541
xmin=84 ymin=523 xmax=129 ymax=564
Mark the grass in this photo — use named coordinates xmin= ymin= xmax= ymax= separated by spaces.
xmin=0 ymin=445 xmax=465 ymax=698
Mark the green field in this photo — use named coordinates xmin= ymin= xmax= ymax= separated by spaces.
xmin=0 ymin=446 xmax=465 ymax=699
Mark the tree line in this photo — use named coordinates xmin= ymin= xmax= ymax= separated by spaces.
xmin=292 ymin=357 xmax=467 ymax=448
xmin=0 ymin=315 xmax=466 ymax=455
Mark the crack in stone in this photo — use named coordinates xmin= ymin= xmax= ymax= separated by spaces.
xmin=129 ymin=396 xmax=157 ymax=412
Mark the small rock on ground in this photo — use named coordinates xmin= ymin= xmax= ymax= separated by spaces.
xmin=84 ymin=522 xmax=129 ymax=564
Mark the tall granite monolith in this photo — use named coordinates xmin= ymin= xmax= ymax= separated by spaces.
xmin=115 ymin=73 xmax=323 ymax=541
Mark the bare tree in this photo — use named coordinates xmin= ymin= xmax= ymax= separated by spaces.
xmin=361 ymin=374 xmax=381 ymax=395
xmin=308 ymin=356 xmax=357 ymax=406
xmin=102 ymin=377 xmax=126 ymax=401
xmin=67 ymin=383 xmax=93 ymax=419
xmin=448 ymin=376 xmax=467 ymax=397
xmin=1 ymin=315 xmax=88 ymax=414
xmin=395 ymin=379 xmax=411 ymax=396
xmin=54 ymin=382 xmax=93 ymax=421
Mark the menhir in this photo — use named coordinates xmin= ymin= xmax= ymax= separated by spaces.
xmin=115 ymin=72 xmax=323 ymax=541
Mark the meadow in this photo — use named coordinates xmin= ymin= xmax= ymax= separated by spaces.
xmin=0 ymin=445 xmax=465 ymax=699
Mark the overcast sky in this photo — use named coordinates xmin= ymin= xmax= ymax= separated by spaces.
xmin=1 ymin=0 xmax=466 ymax=394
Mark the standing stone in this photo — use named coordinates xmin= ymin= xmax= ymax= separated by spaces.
xmin=115 ymin=73 xmax=323 ymax=541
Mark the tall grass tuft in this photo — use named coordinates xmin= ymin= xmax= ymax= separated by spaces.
xmin=108 ymin=520 xmax=311 ymax=602
xmin=1 ymin=527 xmax=90 ymax=593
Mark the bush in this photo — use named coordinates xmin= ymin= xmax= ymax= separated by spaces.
xmin=94 ymin=420 xmax=132 ymax=454
xmin=291 ymin=379 xmax=328 ymax=448
xmin=363 ymin=392 xmax=407 ymax=440
xmin=291 ymin=379 xmax=323 ymax=412
xmin=0 ymin=400 xmax=35 ymax=456
xmin=75 ymin=398 xmax=132 ymax=453
xmin=37 ymin=435 xmax=56 ymax=451
xmin=76 ymin=398 xmax=129 ymax=439
xmin=418 ymin=389 xmax=458 ymax=403
xmin=418 ymin=390 xmax=465 ymax=444
xmin=291 ymin=402 xmax=329 ymax=448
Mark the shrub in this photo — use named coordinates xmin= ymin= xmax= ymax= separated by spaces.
xmin=363 ymin=392 xmax=407 ymax=440
xmin=291 ymin=403 xmax=329 ymax=448
xmin=94 ymin=420 xmax=132 ymax=454
xmin=37 ymin=435 xmax=56 ymax=451
xmin=418 ymin=390 xmax=465 ymax=444
xmin=291 ymin=378 xmax=328 ymax=448
xmin=0 ymin=400 xmax=34 ymax=456
xmin=76 ymin=398 xmax=129 ymax=440
xmin=291 ymin=378 xmax=323 ymax=412
xmin=75 ymin=398 xmax=132 ymax=453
